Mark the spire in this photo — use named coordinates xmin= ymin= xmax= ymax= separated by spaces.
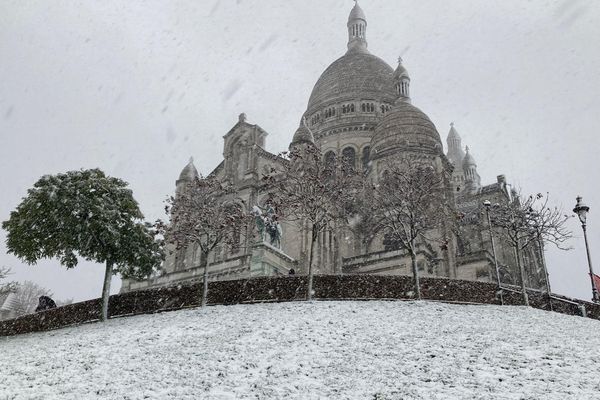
xmin=347 ymin=1 xmax=368 ymax=53
xmin=446 ymin=122 xmax=465 ymax=165
xmin=393 ymin=57 xmax=411 ymax=103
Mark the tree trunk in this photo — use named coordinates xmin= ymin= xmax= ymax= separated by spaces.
xmin=515 ymin=246 xmax=529 ymax=306
xmin=306 ymin=225 xmax=318 ymax=301
xmin=100 ymin=261 xmax=113 ymax=322
xmin=410 ymin=250 xmax=421 ymax=300
xmin=201 ymin=253 xmax=209 ymax=307
xmin=538 ymin=238 xmax=552 ymax=311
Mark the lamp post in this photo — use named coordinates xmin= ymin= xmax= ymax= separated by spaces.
xmin=484 ymin=200 xmax=503 ymax=305
xmin=573 ymin=196 xmax=599 ymax=303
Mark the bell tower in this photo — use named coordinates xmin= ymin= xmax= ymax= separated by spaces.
xmin=347 ymin=1 xmax=368 ymax=53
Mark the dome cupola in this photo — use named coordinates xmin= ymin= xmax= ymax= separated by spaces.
xmin=462 ymin=146 xmax=476 ymax=168
xmin=347 ymin=1 xmax=368 ymax=53
xmin=289 ymin=119 xmax=315 ymax=150
xmin=393 ymin=57 xmax=411 ymax=102
xmin=177 ymin=157 xmax=199 ymax=182
xmin=176 ymin=157 xmax=200 ymax=195
xmin=462 ymin=146 xmax=481 ymax=193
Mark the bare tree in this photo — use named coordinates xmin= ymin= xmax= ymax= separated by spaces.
xmin=11 ymin=281 xmax=53 ymax=317
xmin=490 ymin=192 xmax=572 ymax=306
xmin=366 ymin=159 xmax=453 ymax=300
xmin=0 ymin=267 xmax=11 ymax=294
xmin=165 ymin=174 xmax=250 ymax=307
xmin=0 ymin=267 xmax=16 ymax=294
xmin=263 ymin=144 xmax=361 ymax=300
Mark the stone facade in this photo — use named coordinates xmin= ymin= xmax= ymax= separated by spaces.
xmin=121 ymin=3 xmax=545 ymax=294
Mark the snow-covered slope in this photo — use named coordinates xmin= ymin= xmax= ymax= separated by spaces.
xmin=1 ymin=301 xmax=599 ymax=400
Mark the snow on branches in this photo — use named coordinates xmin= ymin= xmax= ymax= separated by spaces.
xmin=360 ymin=159 xmax=453 ymax=299
xmin=262 ymin=144 xmax=362 ymax=300
xmin=2 ymin=169 xmax=163 ymax=321
xmin=164 ymin=174 xmax=251 ymax=306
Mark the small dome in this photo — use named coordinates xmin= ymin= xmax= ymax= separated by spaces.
xmin=371 ymin=100 xmax=442 ymax=158
xmin=291 ymin=123 xmax=315 ymax=145
xmin=462 ymin=147 xmax=477 ymax=168
xmin=348 ymin=2 xmax=366 ymax=22
xmin=393 ymin=58 xmax=410 ymax=80
xmin=178 ymin=158 xmax=199 ymax=182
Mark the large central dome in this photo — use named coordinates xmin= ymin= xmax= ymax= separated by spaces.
xmin=301 ymin=2 xmax=398 ymax=143
xmin=306 ymin=52 xmax=396 ymax=113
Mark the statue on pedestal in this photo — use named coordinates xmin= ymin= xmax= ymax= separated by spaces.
xmin=252 ymin=202 xmax=282 ymax=249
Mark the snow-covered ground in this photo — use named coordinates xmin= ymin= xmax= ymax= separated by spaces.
xmin=1 ymin=301 xmax=599 ymax=400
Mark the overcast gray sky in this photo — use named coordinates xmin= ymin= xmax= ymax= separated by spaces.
xmin=1 ymin=0 xmax=599 ymax=303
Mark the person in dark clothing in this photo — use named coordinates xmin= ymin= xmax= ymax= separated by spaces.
xmin=288 ymin=268 xmax=296 ymax=276
xmin=35 ymin=296 xmax=57 ymax=312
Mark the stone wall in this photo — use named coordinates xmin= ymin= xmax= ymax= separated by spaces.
xmin=1 ymin=275 xmax=598 ymax=337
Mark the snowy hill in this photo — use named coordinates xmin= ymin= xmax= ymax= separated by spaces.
xmin=1 ymin=301 xmax=599 ymax=400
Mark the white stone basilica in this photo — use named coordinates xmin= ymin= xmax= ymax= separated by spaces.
xmin=121 ymin=3 xmax=546 ymax=293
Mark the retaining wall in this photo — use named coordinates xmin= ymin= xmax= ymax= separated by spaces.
xmin=1 ymin=275 xmax=598 ymax=337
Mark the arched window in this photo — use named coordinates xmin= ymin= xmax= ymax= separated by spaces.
xmin=350 ymin=104 xmax=355 ymax=112
xmin=342 ymin=147 xmax=356 ymax=171
xmin=361 ymin=103 xmax=365 ymax=112
xmin=231 ymin=227 xmax=241 ymax=254
xmin=342 ymin=105 xmax=347 ymax=114
xmin=362 ymin=146 xmax=370 ymax=172
xmin=324 ymin=151 xmax=336 ymax=174
xmin=382 ymin=169 xmax=390 ymax=181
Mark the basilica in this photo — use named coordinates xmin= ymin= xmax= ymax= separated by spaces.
xmin=121 ymin=3 xmax=546 ymax=293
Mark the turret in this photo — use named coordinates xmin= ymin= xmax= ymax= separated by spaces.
xmin=446 ymin=122 xmax=465 ymax=166
xmin=176 ymin=157 xmax=199 ymax=194
xmin=347 ymin=1 xmax=368 ymax=53
xmin=462 ymin=146 xmax=481 ymax=193
xmin=289 ymin=118 xmax=315 ymax=151
xmin=393 ymin=57 xmax=410 ymax=102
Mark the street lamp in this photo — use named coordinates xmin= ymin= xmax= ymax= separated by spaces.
xmin=484 ymin=200 xmax=503 ymax=305
xmin=573 ymin=196 xmax=599 ymax=303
